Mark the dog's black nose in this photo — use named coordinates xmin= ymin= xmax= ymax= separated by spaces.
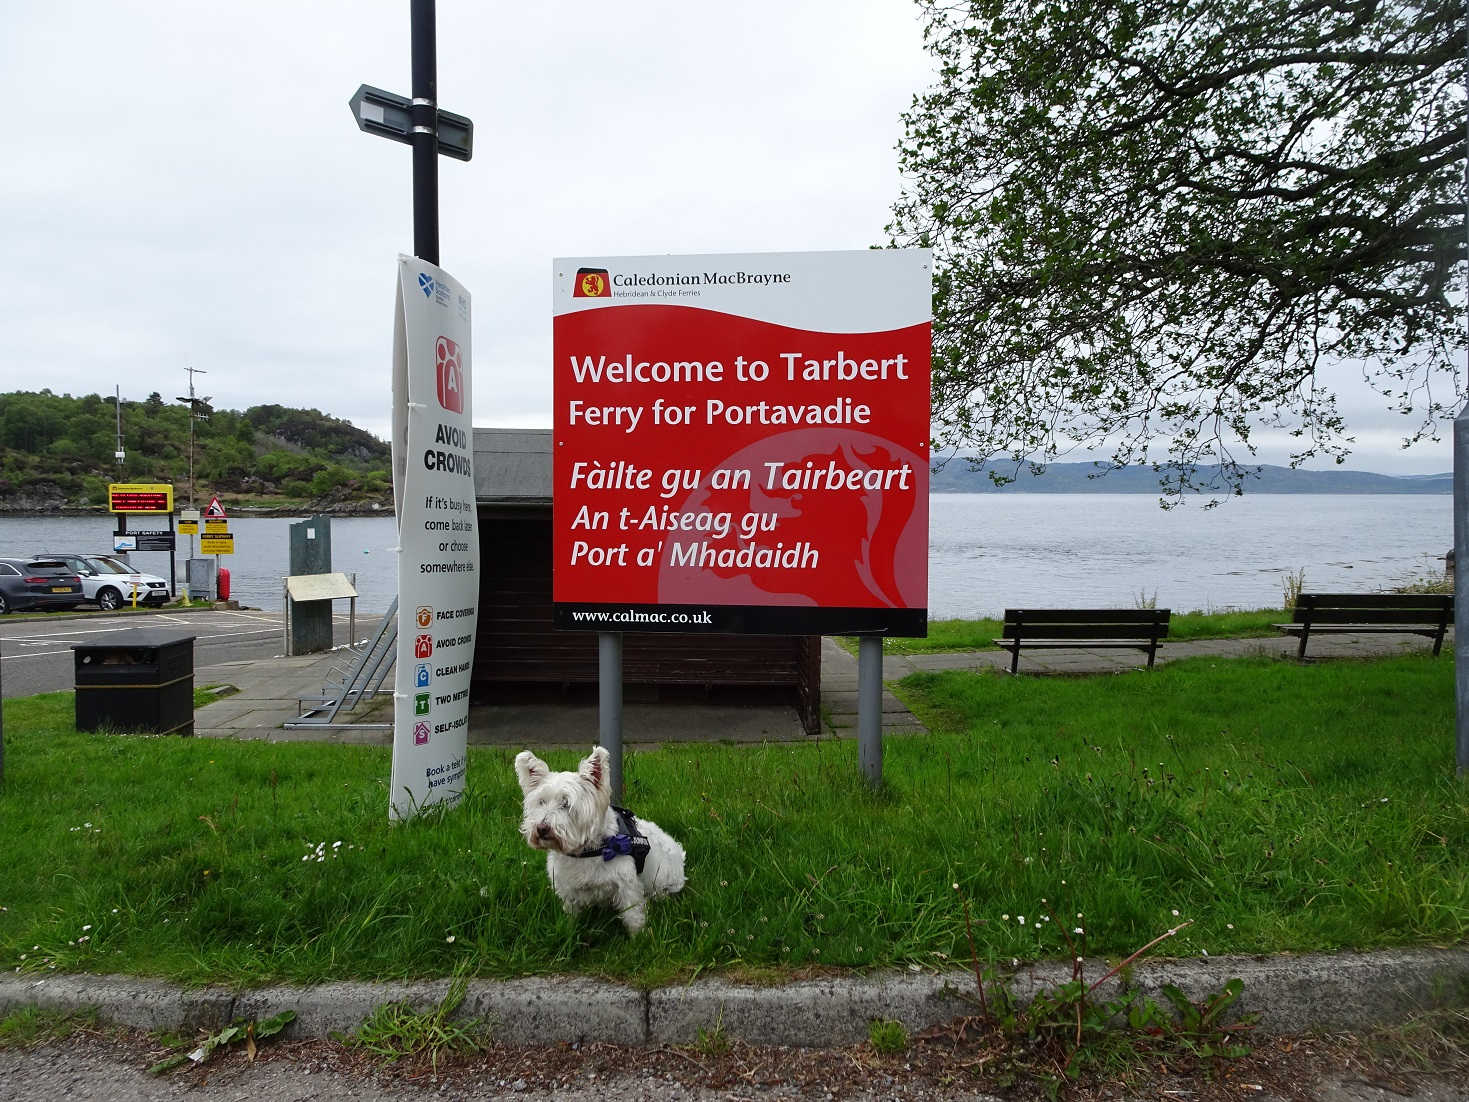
xmin=535 ymin=822 xmax=553 ymax=841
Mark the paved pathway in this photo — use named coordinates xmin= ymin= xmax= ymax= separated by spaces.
xmin=196 ymin=629 xmax=1453 ymax=745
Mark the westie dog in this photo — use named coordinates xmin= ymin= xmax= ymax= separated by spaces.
xmin=514 ymin=746 xmax=686 ymax=935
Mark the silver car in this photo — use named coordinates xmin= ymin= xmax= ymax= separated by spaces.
xmin=37 ymin=553 xmax=171 ymax=610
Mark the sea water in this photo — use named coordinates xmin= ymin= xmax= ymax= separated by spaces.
xmin=0 ymin=494 xmax=1449 ymax=619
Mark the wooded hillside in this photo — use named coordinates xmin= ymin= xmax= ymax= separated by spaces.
xmin=0 ymin=390 xmax=392 ymax=513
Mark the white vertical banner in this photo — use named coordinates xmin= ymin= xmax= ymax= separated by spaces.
xmin=389 ymin=255 xmax=479 ymax=821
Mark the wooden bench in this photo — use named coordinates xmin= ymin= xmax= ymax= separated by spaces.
xmin=994 ymin=608 xmax=1170 ymax=674
xmin=1274 ymin=593 xmax=1453 ymax=659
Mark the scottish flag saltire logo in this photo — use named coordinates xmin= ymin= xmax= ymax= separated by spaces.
xmin=418 ymin=273 xmax=436 ymax=298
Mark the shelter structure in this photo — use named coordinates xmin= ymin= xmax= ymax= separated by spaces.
xmin=471 ymin=428 xmax=821 ymax=734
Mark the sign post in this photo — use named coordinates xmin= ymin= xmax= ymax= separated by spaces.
xmin=351 ymin=0 xmax=477 ymax=821
xmin=348 ymin=0 xmax=473 ymax=265
xmin=177 ymin=508 xmax=200 ymax=599
xmin=552 ymin=249 xmax=932 ymax=789
xmin=1455 ymin=400 xmax=1468 ymax=777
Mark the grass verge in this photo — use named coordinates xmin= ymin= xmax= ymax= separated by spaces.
xmin=839 ymin=608 xmax=1283 ymax=655
xmin=0 ymin=652 xmax=1464 ymax=988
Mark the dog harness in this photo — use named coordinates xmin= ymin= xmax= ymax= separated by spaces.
xmin=572 ymin=805 xmax=651 ymax=875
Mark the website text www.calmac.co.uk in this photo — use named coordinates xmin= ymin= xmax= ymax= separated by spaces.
xmin=567 ymin=608 xmax=714 ymax=626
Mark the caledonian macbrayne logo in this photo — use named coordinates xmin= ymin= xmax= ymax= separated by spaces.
xmin=572 ymin=267 xmax=610 ymax=298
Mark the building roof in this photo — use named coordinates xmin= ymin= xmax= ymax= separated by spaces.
xmin=473 ymin=428 xmax=551 ymax=503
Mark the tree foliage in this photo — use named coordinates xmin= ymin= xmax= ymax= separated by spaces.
xmin=890 ymin=0 xmax=1467 ymax=495
xmin=0 ymin=390 xmax=391 ymax=508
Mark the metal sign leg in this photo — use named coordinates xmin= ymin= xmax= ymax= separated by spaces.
xmin=859 ymin=636 xmax=884 ymax=787
xmin=599 ymin=631 xmax=624 ymax=801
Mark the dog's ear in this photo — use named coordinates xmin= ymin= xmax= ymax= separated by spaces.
xmin=514 ymin=751 xmax=549 ymax=794
xmin=578 ymin=745 xmax=609 ymax=793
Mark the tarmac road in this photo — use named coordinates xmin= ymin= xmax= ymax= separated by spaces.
xmin=0 ymin=608 xmax=371 ymax=699
xmin=0 ymin=1028 xmax=1465 ymax=1102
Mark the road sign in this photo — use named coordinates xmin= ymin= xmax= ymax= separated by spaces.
xmin=349 ymin=84 xmax=473 ymax=161
xmin=204 ymin=495 xmax=227 ymax=518
xmin=178 ymin=520 xmax=198 ymax=534
xmin=199 ymin=533 xmax=234 ymax=555
xmin=109 ymin=483 xmax=173 ymax=514
xmin=204 ymin=519 xmax=228 ymax=535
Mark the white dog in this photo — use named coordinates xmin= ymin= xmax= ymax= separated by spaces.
xmin=514 ymin=746 xmax=686 ymax=935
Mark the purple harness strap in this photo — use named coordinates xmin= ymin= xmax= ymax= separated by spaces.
xmin=572 ymin=805 xmax=650 ymax=875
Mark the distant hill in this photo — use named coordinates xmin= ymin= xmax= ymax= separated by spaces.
xmin=0 ymin=390 xmax=392 ymax=514
xmin=929 ymin=460 xmax=1452 ymax=495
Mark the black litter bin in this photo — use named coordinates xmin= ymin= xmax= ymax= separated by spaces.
xmin=73 ymin=630 xmax=196 ymax=735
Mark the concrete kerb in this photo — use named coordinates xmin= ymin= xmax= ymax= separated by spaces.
xmin=2 ymin=947 xmax=1465 ymax=1047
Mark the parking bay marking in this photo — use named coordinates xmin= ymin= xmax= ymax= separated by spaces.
xmin=0 ymin=626 xmax=279 ymax=663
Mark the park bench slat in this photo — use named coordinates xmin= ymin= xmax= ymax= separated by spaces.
xmin=1001 ymin=609 xmax=1168 ymax=626
xmin=997 ymin=623 xmax=1168 ymax=640
xmin=1291 ymin=593 xmax=1453 ymax=610
xmin=1288 ymin=607 xmax=1451 ymax=626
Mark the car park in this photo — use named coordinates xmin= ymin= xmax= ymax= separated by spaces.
xmin=0 ymin=558 xmax=84 ymax=614
xmin=35 ymin=552 xmax=171 ymax=610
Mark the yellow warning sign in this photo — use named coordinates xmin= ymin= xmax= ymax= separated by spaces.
xmin=199 ymin=533 xmax=234 ymax=555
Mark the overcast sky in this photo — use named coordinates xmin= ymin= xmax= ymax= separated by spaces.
xmin=1 ymin=1 xmax=1454 ymax=475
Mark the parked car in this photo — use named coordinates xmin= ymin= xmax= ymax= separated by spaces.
xmin=0 ymin=558 xmax=84 ymax=614
xmin=35 ymin=553 xmax=170 ymax=610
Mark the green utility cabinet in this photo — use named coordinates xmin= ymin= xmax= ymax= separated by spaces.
xmin=288 ymin=515 xmax=334 ymax=654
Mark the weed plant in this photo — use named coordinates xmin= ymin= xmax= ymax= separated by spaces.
xmin=1281 ymin=568 xmax=1307 ymax=610
xmin=1389 ymin=554 xmax=1455 ymax=596
xmin=342 ymin=974 xmax=484 ymax=1072
xmin=0 ymin=654 xmax=1463 ymax=987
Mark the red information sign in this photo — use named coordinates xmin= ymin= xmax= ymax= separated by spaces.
xmin=552 ymin=249 xmax=931 ymax=636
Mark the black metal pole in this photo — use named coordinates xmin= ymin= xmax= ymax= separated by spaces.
xmin=410 ymin=0 xmax=439 ymax=266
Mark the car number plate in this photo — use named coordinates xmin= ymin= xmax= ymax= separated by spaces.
xmin=51 ymin=586 xmax=76 ymax=593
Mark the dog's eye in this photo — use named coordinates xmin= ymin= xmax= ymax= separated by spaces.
xmin=559 ymin=797 xmax=570 ymax=810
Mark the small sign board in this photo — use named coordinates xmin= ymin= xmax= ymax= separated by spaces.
xmin=199 ymin=533 xmax=234 ymax=555
xmin=204 ymin=495 xmax=228 ymax=518
xmin=204 ymin=519 xmax=229 ymax=535
xmin=285 ymin=572 xmax=359 ymax=602
xmin=178 ymin=519 xmax=199 ymax=535
xmin=109 ymin=483 xmax=173 ymax=514
xmin=132 ymin=531 xmax=176 ymax=552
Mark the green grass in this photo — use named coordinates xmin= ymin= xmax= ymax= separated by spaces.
xmin=0 ymin=653 xmax=1464 ymax=989
xmin=0 ymin=1007 xmax=98 ymax=1047
xmin=841 ymin=609 xmax=1283 ymax=655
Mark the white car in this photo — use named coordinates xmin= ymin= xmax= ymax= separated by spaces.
xmin=37 ymin=553 xmax=171 ymax=610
